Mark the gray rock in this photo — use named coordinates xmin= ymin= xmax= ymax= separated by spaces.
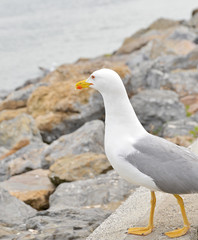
xmin=166 ymin=47 xmax=198 ymax=70
xmin=0 ymin=142 xmax=47 ymax=181
xmin=16 ymin=208 xmax=111 ymax=240
xmin=0 ymin=207 xmax=110 ymax=240
xmin=49 ymin=170 xmax=135 ymax=211
xmin=0 ymin=187 xmax=36 ymax=227
xmin=127 ymin=41 xmax=153 ymax=69
xmin=168 ymin=26 xmax=197 ymax=41
xmin=167 ymin=70 xmax=198 ymax=95
xmin=161 ymin=118 xmax=198 ymax=137
xmin=127 ymin=50 xmax=198 ymax=95
xmin=0 ymin=114 xmax=42 ymax=149
xmin=42 ymin=120 xmax=105 ymax=168
xmin=191 ymin=112 xmax=198 ymax=122
xmin=130 ymin=89 xmax=186 ymax=132
xmin=0 ymin=147 xmax=8 ymax=156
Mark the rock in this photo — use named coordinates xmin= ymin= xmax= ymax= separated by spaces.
xmin=126 ymin=41 xmax=153 ymax=69
xmin=150 ymin=39 xmax=196 ymax=59
xmin=189 ymin=9 xmax=198 ymax=28
xmin=180 ymin=94 xmax=198 ymax=114
xmin=0 ymin=169 xmax=55 ymax=210
xmin=167 ymin=70 xmax=198 ymax=96
xmin=0 ymin=83 xmax=48 ymax=111
xmin=165 ymin=136 xmax=194 ymax=147
xmin=27 ymin=61 xmax=130 ymax=143
xmin=116 ymin=29 xmax=162 ymax=55
xmin=20 ymin=208 xmax=111 ymax=240
xmin=0 ymin=225 xmax=17 ymax=239
xmin=148 ymin=18 xmax=181 ymax=30
xmin=0 ymin=108 xmax=27 ymax=123
xmin=168 ymin=26 xmax=197 ymax=42
xmin=168 ymin=47 xmax=198 ymax=70
xmin=42 ymin=120 xmax=105 ymax=168
xmin=0 ymin=90 xmax=10 ymax=100
xmin=127 ymin=54 xmax=198 ymax=96
xmin=161 ymin=118 xmax=198 ymax=137
xmin=130 ymin=89 xmax=186 ymax=132
xmin=0 ymin=114 xmax=42 ymax=149
xmin=49 ymin=170 xmax=135 ymax=211
xmin=116 ymin=18 xmax=181 ymax=55
xmin=49 ymin=152 xmax=112 ymax=185
xmin=0 ymin=147 xmax=8 ymax=156
xmin=0 ymin=187 xmax=36 ymax=226
xmin=0 ymin=139 xmax=30 ymax=161
xmin=0 ymin=142 xmax=47 ymax=181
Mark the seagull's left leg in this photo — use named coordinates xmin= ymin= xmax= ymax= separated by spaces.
xmin=128 ymin=191 xmax=156 ymax=236
xmin=165 ymin=194 xmax=190 ymax=238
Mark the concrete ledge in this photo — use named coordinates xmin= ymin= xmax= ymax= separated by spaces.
xmin=87 ymin=187 xmax=198 ymax=240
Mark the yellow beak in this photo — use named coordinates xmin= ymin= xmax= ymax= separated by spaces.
xmin=76 ymin=79 xmax=93 ymax=89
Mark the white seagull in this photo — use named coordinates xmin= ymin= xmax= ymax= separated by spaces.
xmin=76 ymin=68 xmax=198 ymax=238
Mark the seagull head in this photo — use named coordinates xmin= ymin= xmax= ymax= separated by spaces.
xmin=75 ymin=68 xmax=124 ymax=95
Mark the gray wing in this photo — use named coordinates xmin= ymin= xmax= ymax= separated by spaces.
xmin=125 ymin=134 xmax=198 ymax=194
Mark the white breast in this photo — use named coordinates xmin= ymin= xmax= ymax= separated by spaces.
xmin=105 ymin=136 xmax=160 ymax=191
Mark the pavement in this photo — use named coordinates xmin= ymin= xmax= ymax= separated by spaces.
xmin=87 ymin=187 xmax=198 ymax=240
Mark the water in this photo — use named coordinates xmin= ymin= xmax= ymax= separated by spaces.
xmin=0 ymin=0 xmax=197 ymax=91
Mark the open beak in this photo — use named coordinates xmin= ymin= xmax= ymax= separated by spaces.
xmin=76 ymin=79 xmax=93 ymax=89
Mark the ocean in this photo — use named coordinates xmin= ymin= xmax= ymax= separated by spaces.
xmin=0 ymin=0 xmax=197 ymax=90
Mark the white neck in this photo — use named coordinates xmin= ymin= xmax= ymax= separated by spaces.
xmin=101 ymin=85 xmax=146 ymax=139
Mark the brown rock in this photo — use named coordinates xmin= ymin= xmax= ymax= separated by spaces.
xmin=0 ymin=82 xmax=47 ymax=111
xmin=0 ymin=169 xmax=55 ymax=210
xmin=165 ymin=136 xmax=194 ymax=147
xmin=192 ymin=8 xmax=198 ymax=16
xmin=27 ymin=60 xmax=130 ymax=142
xmin=148 ymin=18 xmax=180 ymax=30
xmin=180 ymin=94 xmax=198 ymax=114
xmin=190 ymin=8 xmax=198 ymax=28
xmin=49 ymin=152 xmax=112 ymax=185
xmin=150 ymin=39 xmax=196 ymax=59
xmin=116 ymin=30 xmax=163 ymax=55
xmin=0 ymin=107 xmax=27 ymax=123
xmin=116 ymin=18 xmax=181 ymax=55
xmin=0 ymin=139 xmax=30 ymax=161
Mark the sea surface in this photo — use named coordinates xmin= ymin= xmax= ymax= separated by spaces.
xmin=0 ymin=0 xmax=198 ymax=90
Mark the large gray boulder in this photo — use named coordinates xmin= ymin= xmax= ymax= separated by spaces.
xmin=49 ymin=170 xmax=135 ymax=211
xmin=130 ymin=89 xmax=186 ymax=132
xmin=42 ymin=120 xmax=105 ymax=168
xmin=0 ymin=187 xmax=36 ymax=226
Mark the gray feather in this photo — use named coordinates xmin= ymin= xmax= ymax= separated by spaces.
xmin=124 ymin=134 xmax=198 ymax=194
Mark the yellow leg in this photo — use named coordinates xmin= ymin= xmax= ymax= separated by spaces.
xmin=165 ymin=194 xmax=190 ymax=238
xmin=128 ymin=191 xmax=156 ymax=236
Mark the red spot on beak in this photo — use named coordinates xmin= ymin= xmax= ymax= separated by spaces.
xmin=77 ymin=85 xmax=82 ymax=89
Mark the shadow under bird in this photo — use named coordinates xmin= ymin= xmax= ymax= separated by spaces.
xmin=76 ymin=68 xmax=198 ymax=238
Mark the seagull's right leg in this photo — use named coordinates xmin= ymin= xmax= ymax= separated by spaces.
xmin=128 ymin=191 xmax=156 ymax=236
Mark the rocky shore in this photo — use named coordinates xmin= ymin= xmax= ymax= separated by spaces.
xmin=0 ymin=9 xmax=198 ymax=240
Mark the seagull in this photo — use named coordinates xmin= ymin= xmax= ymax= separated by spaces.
xmin=76 ymin=68 xmax=198 ymax=238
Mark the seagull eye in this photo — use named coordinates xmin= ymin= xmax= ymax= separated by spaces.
xmin=91 ymin=75 xmax=95 ymax=79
